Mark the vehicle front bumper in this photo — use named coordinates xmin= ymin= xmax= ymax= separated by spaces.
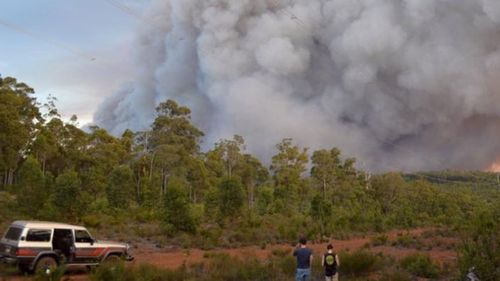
xmin=0 ymin=254 xmax=18 ymax=265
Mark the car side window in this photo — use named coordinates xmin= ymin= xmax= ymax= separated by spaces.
xmin=26 ymin=229 xmax=51 ymax=242
xmin=74 ymin=230 xmax=93 ymax=243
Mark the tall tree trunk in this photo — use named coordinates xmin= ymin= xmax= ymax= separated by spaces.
xmin=149 ymin=154 xmax=155 ymax=182
xmin=160 ymin=169 xmax=164 ymax=196
xmin=160 ymin=169 xmax=169 ymax=196
xmin=248 ymin=182 xmax=255 ymax=210
xmin=3 ymin=170 xmax=6 ymax=186
xmin=136 ymin=165 xmax=141 ymax=203
xmin=7 ymin=169 xmax=14 ymax=185
xmin=162 ymin=173 xmax=169 ymax=196
xmin=42 ymin=158 xmax=46 ymax=175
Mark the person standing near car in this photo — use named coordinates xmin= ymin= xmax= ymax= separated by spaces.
xmin=293 ymin=237 xmax=313 ymax=281
xmin=322 ymin=244 xmax=340 ymax=281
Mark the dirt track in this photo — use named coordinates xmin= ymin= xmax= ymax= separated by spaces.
xmin=2 ymin=228 xmax=457 ymax=281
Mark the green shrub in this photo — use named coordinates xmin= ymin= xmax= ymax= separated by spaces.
xmin=457 ymin=208 xmax=500 ymax=281
xmin=161 ymin=178 xmax=198 ymax=234
xmin=339 ymin=250 xmax=380 ymax=276
xmin=90 ymin=262 xmax=187 ymax=281
xmin=0 ymin=263 xmax=19 ymax=279
xmin=371 ymin=234 xmax=388 ymax=246
xmin=400 ymin=253 xmax=440 ymax=278
xmin=378 ymin=268 xmax=412 ymax=281
xmin=202 ymin=254 xmax=267 ymax=280
xmin=199 ymin=253 xmax=293 ymax=281
xmin=135 ymin=264 xmax=188 ymax=281
xmin=271 ymin=254 xmax=296 ymax=277
xmin=90 ymin=261 xmax=128 ymax=281
xmin=89 ymin=253 xmax=298 ymax=281
xmin=132 ymin=223 xmax=162 ymax=238
xmin=271 ymin=248 xmax=291 ymax=257
xmin=392 ymin=235 xmax=423 ymax=249
xmin=33 ymin=265 xmax=66 ymax=281
xmin=82 ymin=214 xmax=101 ymax=228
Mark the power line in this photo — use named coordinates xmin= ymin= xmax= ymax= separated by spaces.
xmin=270 ymin=0 xmax=307 ymax=29
xmin=0 ymin=18 xmax=96 ymax=61
xmin=103 ymin=0 xmax=144 ymax=21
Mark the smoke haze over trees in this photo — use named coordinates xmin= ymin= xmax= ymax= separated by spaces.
xmin=94 ymin=0 xmax=500 ymax=172
xmin=1 ymin=75 xmax=499 ymax=280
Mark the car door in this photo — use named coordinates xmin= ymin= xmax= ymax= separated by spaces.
xmin=52 ymin=229 xmax=73 ymax=260
xmin=73 ymin=229 xmax=104 ymax=264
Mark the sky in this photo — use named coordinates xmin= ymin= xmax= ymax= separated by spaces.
xmin=0 ymin=0 xmax=148 ymax=124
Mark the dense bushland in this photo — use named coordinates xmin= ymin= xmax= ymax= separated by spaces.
xmin=0 ymin=76 xmax=499 ymax=279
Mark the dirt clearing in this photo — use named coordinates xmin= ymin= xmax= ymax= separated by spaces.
xmin=1 ymin=228 xmax=457 ymax=281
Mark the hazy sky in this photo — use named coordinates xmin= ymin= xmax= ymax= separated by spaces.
xmin=0 ymin=0 xmax=148 ymax=124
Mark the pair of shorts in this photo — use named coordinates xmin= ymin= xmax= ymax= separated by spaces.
xmin=325 ymin=273 xmax=339 ymax=281
xmin=295 ymin=268 xmax=311 ymax=281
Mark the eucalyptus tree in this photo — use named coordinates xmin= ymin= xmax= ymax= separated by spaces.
xmin=311 ymin=148 xmax=343 ymax=198
xmin=0 ymin=77 xmax=42 ymax=186
xmin=148 ymin=100 xmax=204 ymax=196
xmin=270 ymin=138 xmax=309 ymax=212
xmin=16 ymin=156 xmax=46 ymax=215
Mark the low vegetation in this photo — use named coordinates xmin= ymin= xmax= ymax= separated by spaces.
xmin=87 ymin=251 xmax=446 ymax=281
xmin=338 ymin=250 xmax=381 ymax=277
xmin=400 ymin=253 xmax=441 ymax=278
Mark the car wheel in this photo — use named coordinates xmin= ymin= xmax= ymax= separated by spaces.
xmin=102 ymin=254 xmax=122 ymax=270
xmin=104 ymin=255 xmax=121 ymax=263
xmin=35 ymin=256 xmax=58 ymax=275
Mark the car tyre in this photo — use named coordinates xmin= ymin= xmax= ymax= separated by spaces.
xmin=35 ymin=256 xmax=58 ymax=275
xmin=104 ymin=254 xmax=121 ymax=264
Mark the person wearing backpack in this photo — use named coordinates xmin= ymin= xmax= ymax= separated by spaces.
xmin=322 ymin=244 xmax=340 ymax=281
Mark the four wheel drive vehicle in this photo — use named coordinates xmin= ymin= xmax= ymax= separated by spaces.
xmin=0 ymin=221 xmax=133 ymax=273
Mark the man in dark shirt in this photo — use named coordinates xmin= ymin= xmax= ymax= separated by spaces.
xmin=293 ymin=237 xmax=313 ymax=281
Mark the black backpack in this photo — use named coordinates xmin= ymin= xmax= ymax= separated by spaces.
xmin=324 ymin=253 xmax=337 ymax=274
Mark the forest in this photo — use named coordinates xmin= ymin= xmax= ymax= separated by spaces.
xmin=0 ymin=76 xmax=499 ymax=280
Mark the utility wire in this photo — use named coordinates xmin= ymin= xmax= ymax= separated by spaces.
xmin=270 ymin=0 xmax=307 ymax=29
xmin=104 ymin=0 xmax=144 ymax=21
xmin=0 ymin=18 xmax=95 ymax=61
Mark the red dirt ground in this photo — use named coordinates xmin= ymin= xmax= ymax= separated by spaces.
xmin=1 ymin=228 xmax=457 ymax=281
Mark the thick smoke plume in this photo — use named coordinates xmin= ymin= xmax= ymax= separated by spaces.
xmin=94 ymin=0 xmax=500 ymax=172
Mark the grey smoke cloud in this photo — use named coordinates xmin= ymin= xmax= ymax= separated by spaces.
xmin=94 ymin=0 xmax=500 ymax=172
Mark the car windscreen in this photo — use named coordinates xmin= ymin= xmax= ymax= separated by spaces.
xmin=4 ymin=226 xmax=23 ymax=241
xmin=75 ymin=230 xmax=93 ymax=243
